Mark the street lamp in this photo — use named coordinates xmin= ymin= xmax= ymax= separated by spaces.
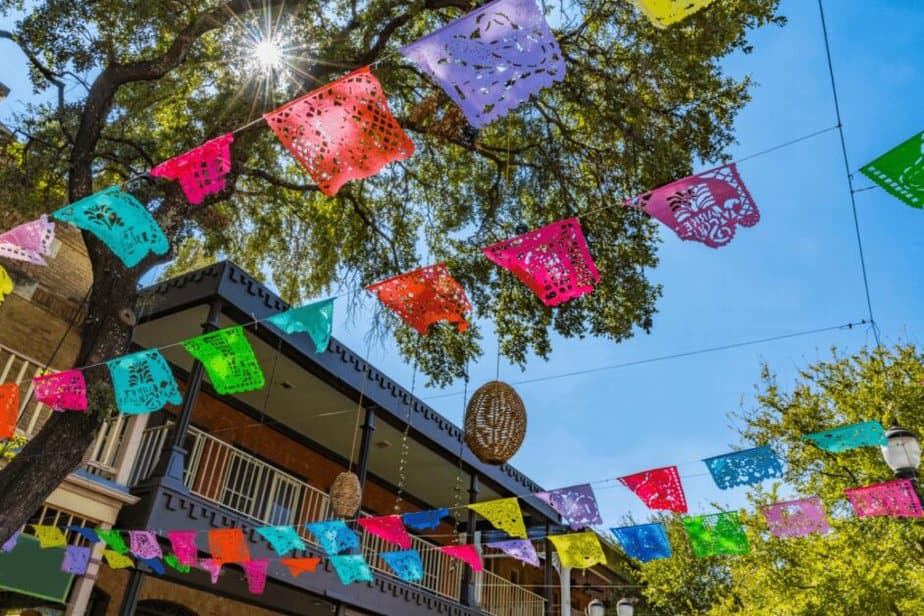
xmin=881 ymin=425 xmax=922 ymax=480
xmin=586 ymin=599 xmax=605 ymax=616
xmin=616 ymin=598 xmax=635 ymax=616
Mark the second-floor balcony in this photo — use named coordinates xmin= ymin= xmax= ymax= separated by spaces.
xmin=130 ymin=423 xmax=547 ymax=616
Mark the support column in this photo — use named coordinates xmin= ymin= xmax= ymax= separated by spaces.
xmin=544 ymin=523 xmax=553 ymax=616
xmin=112 ymin=413 xmax=150 ymax=486
xmin=559 ymin=563 xmax=572 ymax=616
xmin=461 ymin=474 xmax=479 ymax=607
xmin=355 ymin=406 xmax=376 ymax=491
xmin=160 ymin=300 xmax=223 ymax=490
xmin=117 ymin=568 xmax=145 ymax=616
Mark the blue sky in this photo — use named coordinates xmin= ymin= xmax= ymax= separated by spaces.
xmin=1 ymin=0 xmax=922 ymax=525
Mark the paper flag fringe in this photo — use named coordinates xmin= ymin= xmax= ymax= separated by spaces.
xmin=626 ymin=163 xmax=759 ymax=248
xmin=485 ymin=539 xmax=540 ymax=567
xmin=97 ymin=529 xmax=129 ymax=554
xmin=264 ymin=67 xmax=414 ymax=196
xmin=305 ymin=521 xmax=359 ymax=556
xmin=357 ymin=515 xmax=412 ymax=550
xmin=761 ymin=497 xmax=830 ymax=538
xmin=802 ymin=421 xmax=887 ymax=453
xmin=281 ymin=557 xmax=321 ymax=577
xmin=0 ymin=383 xmax=20 ymax=440
xmin=367 ymin=263 xmax=472 ymax=335
xmin=329 ymin=554 xmax=374 ymax=584
xmin=534 ymin=483 xmax=603 ymax=530
xmin=267 ymin=298 xmax=335 ymax=353
xmin=381 ymin=549 xmax=425 ymax=581
xmin=682 ymin=512 xmax=750 ymax=558
xmin=611 ymin=523 xmax=672 ymax=562
xmin=208 ymin=528 xmax=251 ymax=565
xmin=440 ymin=544 xmax=483 ymax=572
xmin=256 ymin=525 xmax=306 ymax=556
xmin=483 ymin=218 xmax=599 ymax=307
xmin=199 ymin=558 xmax=222 ymax=583
xmin=468 ymin=498 xmax=528 ymax=539
xmin=0 ymin=215 xmax=55 ymax=265
xmin=402 ymin=508 xmax=448 ymax=530
xmin=31 ymin=525 xmax=66 ymax=549
xmin=631 ymin=0 xmax=718 ymax=28
xmin=62 ymin=545 xmax=91 ymax=575
xmin=860 ymin=130 xmax=924 ymax=209
xmin=167 ymin=530 xmax=198 ymax=567
xmin=104 ymin=550 xmax=134 ymax=569
xmin=0 ymin=265 xmax=12 ymax=306
xmin=182 ymin=326 xmax=265 ymax=395
xmin=129 ymin=530 xmax=162 ymax=560
xmin=400 ymin=0 xmax=566 ymax=128
xmin=107 ymin=349 xmax=182 ymax=415
xmin=150 ymin=134 xmax=234 ymax=205
xmin=243 ymin=558 xmax=270 ymax=594
xmin=703 ymin=445 xmax=783 ymax=490
xmin=844 ymin=479 xmax=923 ymax=518
xmin=53 ymin=186 xmax=168 ymax=268
xmin=547 ymin=531 xmax=606 ymax=569
xmin=619 ymin=466 xmax=688 ymax=513
xmin=33 ymin=369 xmax=87 ymax=411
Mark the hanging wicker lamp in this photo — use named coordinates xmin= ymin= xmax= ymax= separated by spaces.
xmin=464 ymin=380 xmax=527 ymax=465
xmin=329 ymin=471 xmax=362 ymax=517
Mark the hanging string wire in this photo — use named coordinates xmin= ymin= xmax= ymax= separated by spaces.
xmin=816 ymin=0 xmax=880 ymax=348
xmin=347 ymin=347 xmax=372 ymax=474
xmin=452 ymin=362 xmax=471 ymax=544
xmin=393 ymin=351 xmax=419 ymax=512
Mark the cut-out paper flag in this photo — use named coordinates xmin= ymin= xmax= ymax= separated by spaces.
xmin=400 ymin=0 xmax=566 ymax=128
xmin=104 ymin=550 xmax=134 ymax=569
xmin=860 ymin=130 xmax=924 ymax=209
xmin=139 ymin=557 xmax=166 ymax=576
xmin=485 ymin=539 xmax=540 ymax=567
xmin=31 ymin=525 xmax=66 ymax=549
xmin=181 ymin=326 xmax=265 ymax=395
xmin=0 ymin=215 xmax=55 ymax=265
xmin=440 ymin=544 xmax=483 ymax=572
xmin=243 ymin=558 xmax=270 ymax=594
xmin=631 ymin=0 xmax=718 ymax=28
xmin=107 ymin=349 xmax=182 ymax=415
xmin=264 ymin=67 xmax=413 ymax=196
xmin=626 ymin=163 xmax=759 ymax=248
xmin=97 ymin=529 xmax=129 ymax=554
xmin=267 ymin=298 xmax=335 ymax=353
xmin=403 ymin=508 xmax=449 ymax=531
xmin=0 ymin=383 xmax=19 ymax=440
xmin=65 ymin=526 xmax=100 ymax=545
xmin=257 ymin=525 xmax=306 ymax=556
xmin=208 ymin=528 xmax=251 ymax=565
xmin=357 ymin=515 xmax=412 ymax=549
xmin=52 ymin=186 xmax=168 ymax=268
xmin=381 ymin=549 xmax=424 ymax=581
xmin=611 ymin=523 xmax=672 ymax=563
xmin=468 ymin=498 xmax=528 ymax=539
xmin=619 ymin=466 xmax=687 ymax=513
xmin=62 ymin=545 xmax=91 ymax=575
xmin=33 ymin=369 xmax=87 ymax=411
xmin=167 ymin=530 xmax=198 ymax=566
xmin=129 ymin=531 xmax=162 ymax=560
xmin=761 ymin=497 xmax=830 ymax=538
xmin=367 ymin=263 xmax=471 ymax=335
xmin=164 ymin=554 xmax=191 ymax=573
xmin=803 ymin=421 xmax=887 ymax=453
xmin=281 ymin=557 xmax=321 ymax=577
xmin=150 ymin=133 xmax=234 ymax=205
xmin=305 ymin=520 xmax=360 ymax=556
xmin=534 ymin=483 xmax=603 ymax=530
xmin=0 ymin=265 xmax=12 ymax=306
xmin=199 ymin=558 xmax=222 ymax=583
xmin=483 ymin=219 xmax=599 ymax=307
xmin=547 ymin=532 xmax=606 ymax=569
xmin=844 ymin=479 xmax=923 ymax=518
xmin=2 ymin=531 xmax=19 ymax=553
xmin=330 ymin=554 xmax=374 ymax=585
xmin=682 ymin=512 xmax=749 ymax=558
xmin=703 ymin=445 xmax=783 ymax=490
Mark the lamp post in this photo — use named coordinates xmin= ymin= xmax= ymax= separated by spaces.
xmin=881 ymin=425 xmax=922 ymax=481
xmin=586 ymin=599 xmax=606 ymax=616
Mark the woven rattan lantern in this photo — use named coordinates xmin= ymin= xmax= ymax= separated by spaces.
xmin=329 ymin=471 xmax=362 ymax=517
xmin=464 ymin=380 xmax=527 ymax=465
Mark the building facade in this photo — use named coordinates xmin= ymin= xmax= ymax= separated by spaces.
xmin=0 ymin=251 xmax=636 ymax=614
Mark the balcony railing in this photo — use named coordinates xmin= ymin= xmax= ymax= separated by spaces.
xmin=132 ymin=423 xmax=546 ymax=615
xmin=0 ymin=343 xmax=125 ymax=481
